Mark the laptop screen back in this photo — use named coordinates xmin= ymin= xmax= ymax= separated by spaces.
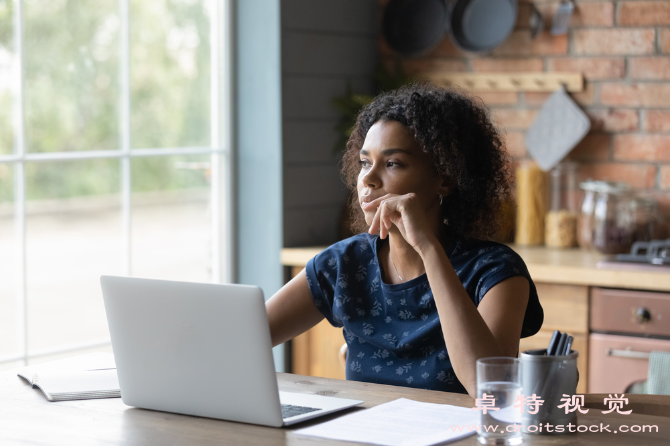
xmin=101 ymin=276 xmax=284 ymax=426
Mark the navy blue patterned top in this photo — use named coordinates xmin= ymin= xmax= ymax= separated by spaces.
xmin=305 ymin=233 xmax=543 ymax=394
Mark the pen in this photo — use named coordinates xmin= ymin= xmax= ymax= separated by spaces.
xmin=563 ymin=335 xmax=573 ymax=355
xmin=555 ymin=333 xmax=568 ymax=356
xmin=546 ymin=330 xmax=560 ymax=356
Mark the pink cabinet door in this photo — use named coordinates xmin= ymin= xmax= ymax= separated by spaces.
xmin=588 ymin=333 xmax=670 ymax=393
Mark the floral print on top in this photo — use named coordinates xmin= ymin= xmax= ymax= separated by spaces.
xmin=305 ymin=233 xmax=543 ymax=394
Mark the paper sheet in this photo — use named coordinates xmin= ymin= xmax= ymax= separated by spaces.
xmin=36 ymin=369 xmax=120 ymax=394
xmin=294 ymin=398 xmax=480 ymax=446
xmin=17 ymin=352 xmax=116 ymax=384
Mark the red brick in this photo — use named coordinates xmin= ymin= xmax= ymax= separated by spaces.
xmin=661 ymin=165 xmax=670 ymax=189
xmin=548 ymin=57 xmax=625 ymax=80
xmin=492 ymin=109 xmax=539 ymax=130
xmin=629 ymin=57 xmax=670 ymax=80
xmin=525 ymin=83 xmax=595 ymax=107
xmin=613 ymin=134 xmax=670 ymax=161
xmin=662 ymin=29 xmax=670 ymax=53
xmin=601 ymin=83 xmax=670 ymax=107
xmin=402 ymin=58 xmax=468 ymax=76
xmin=471 ymin=58 xmax=544 ymax=73
xmin=572 ymin=2 xmax=615 ymax=26
xmin=503 ymin=132 xmax=527 ymax=158
xmin=566 ymin=133 xmax=612 ymax=162
xmin=494 ymin=31 xmax=568 ymax=56
xmin=470 ymin=91 xmax=519 ymax=106
xmin=644 ymin=110 xmax=670 ymax=132
xmin=619 ymin=1 xmax=670 ymax=26
xmin=578 ymin=163 xmax=657 ymax=188
xmin=573 ymin=29 xmax=656 ymax=55
xmin=588 ymin=109 xmax=639 ymax=132
xmin=535 ymin=2 xmax=613 ymax=27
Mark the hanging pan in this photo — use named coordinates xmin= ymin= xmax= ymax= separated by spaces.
xmin=382 ymin=0 xmax=450 ymax=58
xmin=447 ymin=0 xmax=518 ymax=53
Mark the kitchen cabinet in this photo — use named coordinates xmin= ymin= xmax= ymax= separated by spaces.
xmin=589 ymin=287 xmax=670 ymax=394
xmin=288 ymin=266 xmax=346 ymax=380
xmin=282 ymin=246 xmax=670 ymax=394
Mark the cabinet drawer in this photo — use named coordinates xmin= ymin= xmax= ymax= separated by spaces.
xmin=588 ymin=333 xmax=670 ymax=393
xmin=535 ymin=283 xmax=589 ymax=334
xmin=591 ymin=288 xmax=670 ymax=337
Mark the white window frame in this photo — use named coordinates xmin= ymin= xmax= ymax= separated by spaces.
xmin=0 ymin=0 xmax=233 ymax=366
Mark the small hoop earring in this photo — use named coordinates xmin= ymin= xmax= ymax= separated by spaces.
xmin=439 ymin=194 xmax=444 ymax=206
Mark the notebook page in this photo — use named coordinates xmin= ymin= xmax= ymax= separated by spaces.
xmin=17 ymin=352 xmax=116 ymax=385
xmin=34 ymin=369 xmax=120 ymax=401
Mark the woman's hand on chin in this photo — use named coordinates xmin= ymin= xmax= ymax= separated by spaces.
xmin=363 ymin=193 xmax=438 ymax=252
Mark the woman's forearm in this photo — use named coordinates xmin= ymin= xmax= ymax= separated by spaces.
xmin=416 ymin=237 xmax=506 ymax=397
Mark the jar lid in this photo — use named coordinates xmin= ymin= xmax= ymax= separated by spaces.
xmin=580 ymin=180 xmax=630 ymax=194
xmin=598 ymin=181 xmax=631 ymax=194
xmin=579 ymin=180 xmax=600 ymax=191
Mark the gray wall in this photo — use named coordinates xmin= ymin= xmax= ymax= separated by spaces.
xmin=281 ymin=0 xmax=377 ymax=247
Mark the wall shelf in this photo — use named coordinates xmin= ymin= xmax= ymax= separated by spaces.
xmin=422 ymin=72 xmax=584 ymax=92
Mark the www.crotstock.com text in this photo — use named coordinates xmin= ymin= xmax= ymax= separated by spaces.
xmin=450 ymin=423 xmax=659 ymax=434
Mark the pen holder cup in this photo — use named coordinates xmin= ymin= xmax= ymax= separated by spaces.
xmin=519 ymin=349 xmax=578 ymax=434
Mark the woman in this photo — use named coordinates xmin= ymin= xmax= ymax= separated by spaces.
xmin=266 ymin=83 xmax=543 ymax=397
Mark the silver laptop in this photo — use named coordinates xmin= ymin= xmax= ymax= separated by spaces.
xmin=100 ymin=275 xmax=362 ymax=427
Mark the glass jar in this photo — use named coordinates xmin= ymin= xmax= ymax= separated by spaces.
xmin=630 ymin=197 xmax=662 ymax=242
xmin=578 ymin=180 xmax=600 ymax=250
xmin=545 ymin=162 xmax=579 ymax=248
xmin=515 ymin=161 xmax=548 ymax=246
xmin=592 ymin=182 xmax=633 ymax=255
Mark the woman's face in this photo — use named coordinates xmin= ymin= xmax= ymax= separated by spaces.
xmin=357 ymin=120 xmax=445 ymax=226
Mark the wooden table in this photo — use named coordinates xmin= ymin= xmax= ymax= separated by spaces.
xmin=2 ymin=371 xmax=669 ymax=445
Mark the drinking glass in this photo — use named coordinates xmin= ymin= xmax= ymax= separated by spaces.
xmin=476 ymin=357 xmax=522 ymax=445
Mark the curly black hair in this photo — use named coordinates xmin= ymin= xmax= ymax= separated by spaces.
xmin=341 ymin=82 xmax=512 ymax=241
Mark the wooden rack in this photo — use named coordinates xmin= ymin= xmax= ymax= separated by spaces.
xmin=423 ymin=72 xmax=584 ymax=92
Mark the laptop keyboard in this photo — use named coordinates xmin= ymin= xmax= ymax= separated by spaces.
xmin=281 ymin=404 xmax=321 ymax=419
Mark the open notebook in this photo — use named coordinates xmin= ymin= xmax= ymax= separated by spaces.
xmin=17 ymin=352 xmax=120 ymax=402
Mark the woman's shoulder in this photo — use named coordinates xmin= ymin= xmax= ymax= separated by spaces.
xmin=449 ymin=237 xmax=532 ymax=284
xmin=451 ymin=237 xmax=524 ymax=264
xmin=314 ymin=233 xmax=378 ymax=262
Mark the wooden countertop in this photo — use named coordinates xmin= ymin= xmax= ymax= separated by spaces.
xmin=3 ymin=370 xmax=670 ymax=445
xmin=281 ymin=245 xmax=670 ymax=292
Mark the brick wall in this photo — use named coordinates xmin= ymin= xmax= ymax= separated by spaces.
xmin=378 ymin=0 xmax=670 ymax=226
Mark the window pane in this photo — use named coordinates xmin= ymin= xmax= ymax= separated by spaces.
xmin=0 ymin=163 xmax=17 ymax=363
xmin=24 ymin=344 xmax=114 ymax=367
xmin=0 ymin=0 xmax=13 ymax=155
xmin=26 ymin=159 xmax=123 ymax=352
xmin=129 ymin=0 xmax=211 ymax=149
xmin=23 ymin=0 xmax=120 ymax=153
xmin=132 ymin=155 xmax=210 ymax=282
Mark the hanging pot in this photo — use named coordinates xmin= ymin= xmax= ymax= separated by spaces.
xmin=382 ymin=0 xmax=450 ymax=57
xmin=447 ymin=0 xmax=518 ymax=53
